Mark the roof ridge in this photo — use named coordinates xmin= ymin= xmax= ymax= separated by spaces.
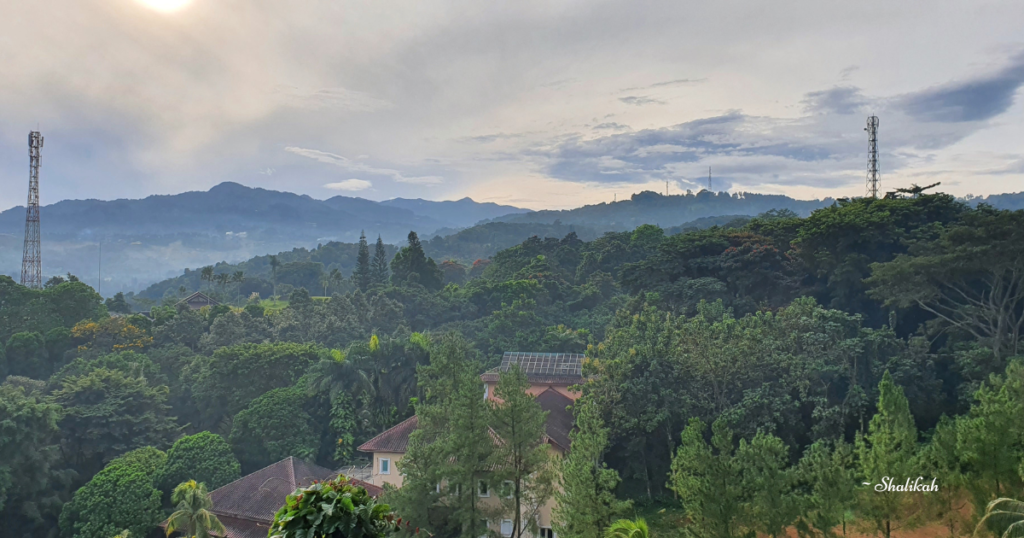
xmin=210 ymin=457 xmax=291 ymax=495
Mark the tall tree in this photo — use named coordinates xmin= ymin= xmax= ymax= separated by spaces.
xmin=390 ymin=232 xmax=444 ymax=290
xmin=490 ymin=365 xmax=555 ymax=538
xmin=372 ymin=235 xmax=390 ymax=285
xmin=354 ymin=231 xmax=372 ymax=291
xmin=164 ymin=480 xmax=225 ymax=538
xmin=391 ymin=333 xmax=493 ymax=538
xmin=737 ymin=431 xmax=799 ymax=538
xmin=669 ymin=418 xmax=745 ymax=538
xmin=796 ymin=441 xmax=856 ymax=538
xmin=855 ymin=371 xmax=918 ymax=538
xmin=553 ymin=396 xmax=631 ymax=538
xmin=269 ymin=255 xmax=280 ymax=296
xmin=156 ymin=432 xmax=241 ymax=495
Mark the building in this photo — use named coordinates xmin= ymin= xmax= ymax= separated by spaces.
xmin=175 ymin=456 xmax=380 ymax=538
xmin=176 ymin=291 xmax=220 ymax=310
xmin=358 ymin=352 xmax=584 ymax=538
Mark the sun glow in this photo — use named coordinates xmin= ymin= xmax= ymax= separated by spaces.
xmin=136 ymin=0 xmax=193 ymax=12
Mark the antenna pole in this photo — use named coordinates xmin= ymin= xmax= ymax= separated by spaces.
xmin=21 ymin=131 xmax=43 ymax=289
xmin=865 ymin=116 xmax=880 ymax=198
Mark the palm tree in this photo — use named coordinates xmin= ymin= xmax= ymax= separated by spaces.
xmin=165 ymin=480 xmax=226 ymax=538
xmin=200 ymin=266 xmax=214 ymax=291
xmin=329 ymin=268 xmax=343 ymax=295
xmin=232 ymin=271 xmax=245 ymax=304
xmin=976 ymin=497 xmax=1024 ymax=538
xmin=320 ymin=272 xmax=331 ymax=298
xmin=605 ymin=518 xmax=650 ymax=538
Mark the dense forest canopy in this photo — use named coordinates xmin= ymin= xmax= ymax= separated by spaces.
xmin=2 ymin=192 xmax=1024 ymax=538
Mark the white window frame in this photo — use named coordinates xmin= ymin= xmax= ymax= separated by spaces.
xmin=478 ymin=479 xmax=490 ymax=497
xmin=379 ymin=457 xmax=391 ymax=475
xmin=484 ymin=383 xmax=489 ymax=400
xmin=500 ymin=519 xmax=514 ymax=537
xmin=539 ymin=528 xmax=554 ymax=538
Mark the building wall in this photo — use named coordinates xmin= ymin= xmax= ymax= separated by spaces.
xmin=370 ymin=452 xmax=405 ymax=488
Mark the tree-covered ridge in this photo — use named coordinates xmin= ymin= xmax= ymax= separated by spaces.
xmin=1 ymin=192 xmax=1024 ymax=538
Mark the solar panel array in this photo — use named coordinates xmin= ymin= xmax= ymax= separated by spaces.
xmin=500 ymin=352 xmax=584 ymax=376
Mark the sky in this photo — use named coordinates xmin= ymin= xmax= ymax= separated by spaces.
xmin=1 ymin=0 xmax=1023 ymax=212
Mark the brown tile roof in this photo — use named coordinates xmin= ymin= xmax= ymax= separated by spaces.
xmin=216 ymin=515 xmax=273 ymax=538
xmin=357 ymin=415 xmax=419 ymax=454
xmin=209 ymin=457 xmax=338 ymax=523
xmin=535 ymin=387 xmax=575 ymax=451
xmin=346 ymin=477 xmax=384 ymax=498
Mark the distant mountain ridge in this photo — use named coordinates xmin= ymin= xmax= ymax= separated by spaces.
xmin=381 ymin=197 xmax=530 ymax=225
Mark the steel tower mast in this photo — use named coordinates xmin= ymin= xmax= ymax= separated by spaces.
xmin=21 ymin=131 xmax=43 ymax=288
xmin=865 ymin=116 xmax=880 ymax=198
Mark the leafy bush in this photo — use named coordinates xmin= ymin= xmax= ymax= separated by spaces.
xmin=270 ymin=475 xmax=400 ymax=538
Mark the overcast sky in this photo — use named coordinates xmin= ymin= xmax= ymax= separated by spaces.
xmin=1 ymin=0 xmax=1023 ymax=211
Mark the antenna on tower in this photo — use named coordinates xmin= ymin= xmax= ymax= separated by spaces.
xmin=21 ymin=131 xmax=43 ymax=289
xmin=865 ymin=116 xmax=880 ymax=198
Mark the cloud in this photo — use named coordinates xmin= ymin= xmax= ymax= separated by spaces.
xmin=802 ymin=87 xmax=867 ymax=115
xmin=593 ymin=122 xmax=631 ymax=131
xmin=275 ymin=86 xmax=393 ymax=113
xmin=619 ymin=96 xmax=666 ymax=106
xmin=898 ymin=53 xmax=1024 ymax=122
xmin=285 ymin=147 xmax=444 ymax=185
xmin=621 ymin=78 xmax=707 ymax=91
xmin=324 ymin=179 xmax=372 ymax=191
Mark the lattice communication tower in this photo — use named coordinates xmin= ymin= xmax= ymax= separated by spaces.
xmin=21 ymin=131 xmax=43 ymax=289
xmin=865 ymin=116 xmax=879 ymax=198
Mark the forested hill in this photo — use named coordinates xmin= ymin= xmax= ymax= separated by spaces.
xmin=488 ymin=190 xmax=832 ymax=229
xmin=3 ymin=192 xmax=1024 ymax=538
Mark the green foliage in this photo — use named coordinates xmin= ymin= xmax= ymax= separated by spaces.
xmin=553 ymin=396 xmax=631 ymax=538
xmin=190 ymin=342 xmax=323 ymax=428
xmin=355 ymin=231 xmax=373 ymax=290
xmin=489 ymin=365 xmax=555 ymax=538
xmin=604 ymin=518 xmax=649 ymax=538
xmin=855 ymin=371 xmax=918 ymax=538
xmin=229 ymin=386 xmax=319 ymax=472
xmin=165 ymin=480 xmax=225 ymax=538
xmin=0 ymin=384 xmax=68 ymax=537
xmin=669 ymin=418 xmax=744 ymax=538
xmin=269 ymin=475 xmax=400 ymax=538
xmin=157 ymin=432 xmax=241 ymax=495
xmin=796 ymin=441 xmax=856 ymax=538
xmin=58 ymin=447 xmax=167 ymax=538
xmin=391 ymin=232 xmax=444 ymax=290
xmin=5 ymin=331 xmax=48 ymax=380
xmin=49 ymin=368 xmax=177 ymax=480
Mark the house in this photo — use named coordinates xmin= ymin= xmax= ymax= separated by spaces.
xmin=358 ymin=352 xmax=584 ymax=538
xmin=176 ymin=291 xmax=220 ymax=310
xmin=178 ymin=456 xmax=381 ymax=538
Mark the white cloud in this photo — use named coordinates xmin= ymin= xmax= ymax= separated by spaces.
xmin=324 ymin=179 xmax=372 ymax=191
xmin=285 ymin=147 xmax=443 ymax=185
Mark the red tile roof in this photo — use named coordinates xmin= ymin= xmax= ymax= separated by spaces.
xmin=357 ymin=415 xmax=419 ymax=453
xmin=535 ymin=387 xmax=575 ymax=451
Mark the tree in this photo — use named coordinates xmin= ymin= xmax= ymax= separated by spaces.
xmin=58 ymin=447 xmax=167 ymax=538
xmin=229 ymin=386 xmax=319 ymax=472
xmin=391 ymin=232 xmax=444 ymax=290
xmin=0 ymin=384 xmax=68 ymax=538
xmin=919 ymin=416 xmax=969 ymax=538
xmin=390 ymin=333 xmax=492 ymax=538
xmin=157 ymin=432 xmax=241 ymax=495
xmin=355 ymin=231 xmax=373 ymax=291
xmin=269 ymin=474 xmax=399 ymax=538
xmin=796 ymin=441 xmax=856 ymax=538
xmin=372 ymin=235 xmax=390 ymax=285
xmin=975 ymin=497 xmax=1024 ymax=538
xmin=855 ymin=371 xmax=918 ymax=538
xmin=868 ymin=207 xmax=1024 ymax=359
xmin=669 ymin=418 xmax=745 ymax=538
xmin=604 ymin=518 xmax=649 ymax=538
xmin=737 ymin=431 xmax=800 ymax=538
xmin=165 ymin=480 xmax=225 ymax=538
xmin=329 ymin=268 xmax=344 ymax=295
xmin=269 ymin=255 xmax=281 ymax=296
xmin=200 ymin=266 xmax=214 ymax=292
xmin=50 ymin=368 xmax=177 ymax=480
xmin=5 ymin=331 xmax=48 ymax=380
xmin=490 ymin=365 xmax=555 ymax=538
xmin=553 ymin=396 xmax=631 ymax=538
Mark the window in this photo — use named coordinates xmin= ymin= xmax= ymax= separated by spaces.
xmin=502 ymin=480 xmax=514 ymax=499
xmin=478 ymin=479 xmax=490 ymax=497
xmin=539 ymin=528 xmax=554 ymax=538
xmin=436 ymin=483 xmax=441 ymax=493
xmin=484 ymin=383 xmax=489 ymax=400
xmin=500 ymin=520 xmax=513 ymax=537
xmin=479 ymin=519 xmax=489 ymax=538
xmin=379 ymin=458 xmax=390 ymax=475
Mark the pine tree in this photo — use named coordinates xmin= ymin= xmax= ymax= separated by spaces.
xmin=490 ymin=365 xmax=555 ymax=538
xmin=796 ymin=441 xmax=856 ymax=538
xmin=353 ymin=231 xmax=372 ymax=290
xmin=856 ymin=371 xmax=918 ymax=538
xmin=391 ymin=333 xmax=493 ymax=538
xmin=372 ymin=235 xmax=389 ymax=286
xmin=737 ymin=431 xmax=800 ymax=538
xmin=553 ymin=396 xmax=631 ymax=538
xmin=669 ymin=418 xmax=745 ymax=538
xmin=390 ymin=231 xmax=443 ymax=290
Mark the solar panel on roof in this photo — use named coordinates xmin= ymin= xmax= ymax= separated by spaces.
xmin=500 ymin=352 xmax=584 ymax=376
